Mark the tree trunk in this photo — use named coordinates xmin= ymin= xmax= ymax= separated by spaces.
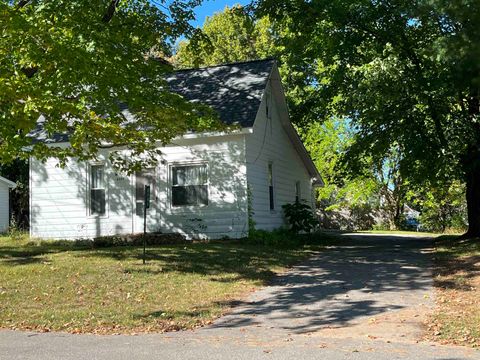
xmin=463 ymin=92 xmax=480 ymax=239
xmin=464 ymin=165 xmax=480 ymax=238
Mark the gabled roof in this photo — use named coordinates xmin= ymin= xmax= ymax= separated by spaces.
xmin=166 ymin=59 xmax=275 ymax=128
xmin=31 ymin=59 xmax=275 ymax=143
xmin=0 ymin=176 xmax=16 ymax=188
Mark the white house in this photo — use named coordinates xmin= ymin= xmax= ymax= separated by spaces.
xmin=29 ymin=59 xmax=323 ymax=240
xmin=0 ymin=176 xmax=16 ymax=233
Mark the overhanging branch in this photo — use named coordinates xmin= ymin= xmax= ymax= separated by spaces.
xmin=102 ymin=0 xmax=120 ymax=23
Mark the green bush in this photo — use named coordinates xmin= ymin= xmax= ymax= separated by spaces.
xmin=93 ymin=233 xmax=186 ymax=247
xmin=282 ymin=202 xmax=318 ymax=234
xmin=246 ymin=228 xmax=301 ymax=248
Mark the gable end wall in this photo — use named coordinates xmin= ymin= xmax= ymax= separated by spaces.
xmin=245 ymin=80 xmax=314 ymax=232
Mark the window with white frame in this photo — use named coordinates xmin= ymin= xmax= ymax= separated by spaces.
xmin=90 ymin=164 xmax=106 ymax=216
xmin=268 ymin=162 xmax=274 ymax=210
xmin=171 ymin=164 xmax=208 ymax=206
xmin=295 ymin=181 xmax=301 ymax=203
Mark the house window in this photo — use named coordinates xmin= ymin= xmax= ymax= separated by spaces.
xmin=171 ymin=164 xmax=208 ymax=206
xmin=268 ymin=162 xmax=274 ymax=210
xmin=295 ymin=181 xmax=301 ymax=203
xmin=90 ymin=164 xmax=106 ymax=216
xmin=136 ymin=169 xmax=155 ymax=216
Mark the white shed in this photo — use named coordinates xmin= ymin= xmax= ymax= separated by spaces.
xmin=0 ymin=176 xmax=16 ymax=233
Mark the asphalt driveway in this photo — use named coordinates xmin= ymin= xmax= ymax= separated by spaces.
xmin=1 ymin=233 xmax=479 ymax=359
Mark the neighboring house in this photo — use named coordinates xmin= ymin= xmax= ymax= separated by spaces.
xmin=30 ymin=59 xmax=323 ymax=240
xmin=0 ymin=176 xmax=16 ymax=233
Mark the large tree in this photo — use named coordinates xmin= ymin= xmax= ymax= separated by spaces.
xmin=175 ymin=5 xmax=275 ymax=68
xmin=1 ymin=0 xmax=220 ymax=171
xmin=176 ymin=5 xmax=412 ymax=230
xmin=256 ymin=0 xmax=480 ymax=237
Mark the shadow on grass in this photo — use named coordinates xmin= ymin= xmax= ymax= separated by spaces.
xmin=0 ymin=239 xmax=93 ymax=266
xmin=103 ymin=243 xmax=306 ymax=284
xmin=1 ymin=232 xmax=440 ymax=335
xmin=433 ymin=235 xmax=480 ymax=290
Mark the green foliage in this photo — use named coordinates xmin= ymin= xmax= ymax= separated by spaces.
xmin=174 ymin=5 xmax=316 ymax=131
xmin=175 ymin=5 xmax=276 ymax=68
xmin=0 ymin=159 xmax=29 ymax=229
xmin=93 ymin=233 xmax=187 ymax=247
xmin=246 ymin=228 xmax=301 ymax=248
xmin=1 ymin=0 xmax=222 ymax=172
xmin=282 ymin=202 xmax=318 ymax=234
xmin=408 ymin=181 xmax=468 ymax=233
xmin=301 ymin=118 xmax=378 ymax=209
xmin=256 ymin=0 xmax=480 ymax=234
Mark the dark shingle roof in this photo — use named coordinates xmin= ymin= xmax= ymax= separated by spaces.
xmin=31 ymin=59 xmax=274 ymax=143
xmin=166 ymin=59 xmax=274 ymax=128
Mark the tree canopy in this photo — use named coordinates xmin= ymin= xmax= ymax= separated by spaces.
xmin=175 ymin=5 xmax=275 ymax=68
xmin=256 ymin=0 xmax=480 ymax=236
xmin=1 ymin=0 xmax=220 ymax=171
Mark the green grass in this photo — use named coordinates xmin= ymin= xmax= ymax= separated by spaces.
xmin=0 ymin=235 xmax=322 ymax=334
xmin=430 ymin=235 xmax=480 ymax=347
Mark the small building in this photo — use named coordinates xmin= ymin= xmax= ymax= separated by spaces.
xmin=29 ymin=59 xmax=323 ymax=240
xmin=0 ymin=176 xmax=16 ymax=233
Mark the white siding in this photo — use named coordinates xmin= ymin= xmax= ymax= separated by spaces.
xmin=245 ymin=81 xmax=314 ymax=231
xmin=30 ymin=135 xmax=248 ymax=240
xmin=0 ymin=184 xmax=9 ymax=233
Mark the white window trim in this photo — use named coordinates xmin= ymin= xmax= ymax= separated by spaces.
xmin=168 ymin=161 xmax=210 ymax=211
xmin=87 ymin=162 xmax=109 ymax=219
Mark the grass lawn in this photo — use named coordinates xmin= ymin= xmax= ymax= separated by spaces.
xmin=429 ymin=235 xmax=480 ymax=347
xmin=0 ymin=235 xmax=321 ymax=334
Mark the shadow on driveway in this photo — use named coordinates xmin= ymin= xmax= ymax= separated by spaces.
xmin=209 ymin=233 xmax=434 ymax=335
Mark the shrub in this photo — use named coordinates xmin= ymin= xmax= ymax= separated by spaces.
xmin=282 ymin=202 xmax=318 ymax=234
xmin=93 ymin=233 xmax=186 ymax=247
xmin=246 ymin=228 xmax=301 ymax=248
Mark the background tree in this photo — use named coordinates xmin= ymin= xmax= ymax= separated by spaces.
xmin=176 ymin=4 xmax=415 ymax=231
xmin=175 ymin=5 xmax=275 ymax=68
xmin=0 ymin=160 xmax=29 ymax=229
xmin=1 ymin=0 xmax=220 ymax=172
xmin=408 ymin=181 xmax=467 ymax=233
xmin=302 ymin=119 xmax=379 ymax=230
xmin=256 ymin=0 xmax=480 ymax=237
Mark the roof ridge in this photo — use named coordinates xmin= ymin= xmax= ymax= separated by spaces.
xmin=173 ymin=58 xmax=275 ymax=72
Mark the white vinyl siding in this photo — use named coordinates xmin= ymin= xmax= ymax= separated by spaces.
xmin=0 ymin=184 xmax=9 ymax=233
xmin=30 ymin=134 xmax=248 ymax=240
xmin=245 ymin=81 xmax=314 ymax=232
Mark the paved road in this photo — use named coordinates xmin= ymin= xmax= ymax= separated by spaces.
xmin=1 ymin=233 xmax=479 ymax=360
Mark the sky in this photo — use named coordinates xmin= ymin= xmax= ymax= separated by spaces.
xmin=190 ymin=0 xmax=251 ymax=28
